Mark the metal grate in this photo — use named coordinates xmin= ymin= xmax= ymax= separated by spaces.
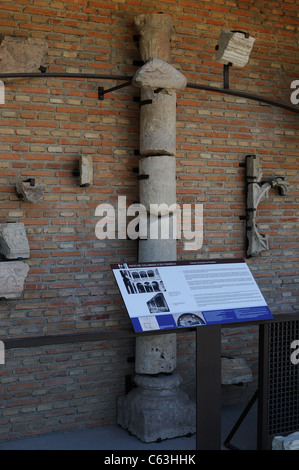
xmin=267 ymin=320 xmax=299 ymax=436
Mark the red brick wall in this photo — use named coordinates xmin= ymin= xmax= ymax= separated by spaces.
xmin=0 ymin=0 xmax=298 ymax=439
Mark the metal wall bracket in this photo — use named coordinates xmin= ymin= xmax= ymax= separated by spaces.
xmin=137 ymin=174 xmax=149 ymax=180
xmin=223 ymin=63 xmax=232 ymax=89
xmin=139 ymin=99 xmax=152 ymax=106
xmin=98 ymin=81 xmax=132 ymax=100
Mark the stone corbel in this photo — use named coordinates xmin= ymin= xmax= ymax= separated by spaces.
xmin=16 ymin=178 xmax=45 ymax=204
xmin=246 ymin=155 xmax=289 ymax=257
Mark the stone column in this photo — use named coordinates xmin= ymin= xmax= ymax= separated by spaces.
xmin=117 ymin=13 xmax=195 ymax=442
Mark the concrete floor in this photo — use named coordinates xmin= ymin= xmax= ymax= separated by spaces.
xmin=0 ymin=403 xmax=258 ymax=451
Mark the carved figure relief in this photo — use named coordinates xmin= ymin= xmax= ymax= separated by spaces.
xmin=246 ymin=154 xmax=289 ymax=257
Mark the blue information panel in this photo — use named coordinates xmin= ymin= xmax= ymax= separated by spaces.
xmin=111 ymin=258 xmax=273 ymax=333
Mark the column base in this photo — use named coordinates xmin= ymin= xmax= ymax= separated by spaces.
xmin=117 ymin=372 xmax=196 ymax=443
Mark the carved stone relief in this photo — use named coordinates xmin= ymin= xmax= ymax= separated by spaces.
xmin=0 ymin=261 xmax=29 ymax=299
xmin=216 ymin=30 xmax=255 ymax=67
xmin=16 ymin=178 xmax=45 ymax=204
xmin=0 ymin=36 xmax=48 ymax=73
xmin=246 ymin=155 xmax=289 ymax=257
xmin=0 ymin=222 xmax=30 ymax=259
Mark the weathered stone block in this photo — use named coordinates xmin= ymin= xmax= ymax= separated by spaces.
xmin=221 ymin=357 xmax=252 ymax=385
xmin=216 ymin=31 xmax=255 ymax=67
xmin=139 ymin=88 xmax=176 ymax=156
xmin=16 ymin=179 xmax=45 ymax=204
xmin=134 ymin=13 xmax=173 ymax=63
xmin=79 ymin=155 xmax=93 ymax=187
xmin=135 ymin=333 xmax=176 ymax=374
xmin=117 ymin=373 xmax=196 ymax=442
xmin=0 ymin=261 xmax=29 ymax=299
xmin=0 ymin=222 xmax=30 ymax=259
xmin=272 ymin=432 xmax=299 ymax=450
xmin=0 ymin=36 xmax=48 ymax=73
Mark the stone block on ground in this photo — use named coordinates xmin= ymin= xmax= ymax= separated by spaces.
xmin=117 ymin=373 xmax=196 ymax=442
xmin=272 ymin=432 xmax=299 ymax=450
xmin=221 ymin=357 xmax=253 ymax=385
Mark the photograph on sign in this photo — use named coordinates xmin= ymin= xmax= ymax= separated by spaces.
xmin=111 ymin=259 xmax=273 ymax=332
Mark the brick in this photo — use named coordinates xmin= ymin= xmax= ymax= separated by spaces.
xmin=0 ymin=0 xmax=298 ymax=441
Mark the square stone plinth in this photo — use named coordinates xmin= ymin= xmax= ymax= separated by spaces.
xmin=117 ymin=373 xmax=196 ymax=443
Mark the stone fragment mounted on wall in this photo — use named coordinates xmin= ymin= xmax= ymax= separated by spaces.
xmin=0 ymin=222 xmax=30 ymax=259
xmin=0 ymin=36 xmax=48 ymax=73
xmin=79 ymin=155 xmax=93 ymax=187
xmin=0 ymin=261 xmax=29 ymax=299
xmin=246 ymin=155 xmax=289 ymax=257
xmin=16 ymin=178 xmax=45 ymax=204
xmin=216 ymin=30 xmax=255 ymax=67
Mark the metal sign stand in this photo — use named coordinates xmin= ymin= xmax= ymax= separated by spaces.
xmin=196 ymin=325 xmax=222 ymax=450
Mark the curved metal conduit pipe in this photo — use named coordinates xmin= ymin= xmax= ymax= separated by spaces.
xmin=0 ymin=72 xmax=298 ymax=114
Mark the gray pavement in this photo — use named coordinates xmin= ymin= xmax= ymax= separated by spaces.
xmin=0 ymin=403 xmax=257 ymax=451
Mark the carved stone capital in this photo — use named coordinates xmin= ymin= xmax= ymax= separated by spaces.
xmin=134 ymin=13 xmax=173 ymax=62
xmin=0 ymin=261 xmax=29 ymax=299
xmin=0 ymin=222 xmax=30 ymax=259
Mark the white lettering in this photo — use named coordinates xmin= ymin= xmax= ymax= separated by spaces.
xmin=127 ymin=203 xmax=147 ymax=240
xmin=182 ymin=203 xmax=203 ymax=251
xmin=117 ymin=196 xmax=127 ymax=239
xmin=95 ymin=199 xmax=203 ymax=250
xmin=290 ymin=339 xmax=299 ymax=365
xmin=290 ymin=80 xmax=299 ymax=105
xmin=95 ymin=204 xmax=115 ymax=239
xmin=104 ymin=455 xmax=138 ymax=467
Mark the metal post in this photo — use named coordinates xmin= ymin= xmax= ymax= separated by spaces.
xmin=196 ymin=325 xmax=222 ymax=450
xmin=257 ymin=323 xmax=269 ymax=450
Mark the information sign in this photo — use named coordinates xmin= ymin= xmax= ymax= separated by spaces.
xmin=111 ymin=258 xmax=273 ymax=332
